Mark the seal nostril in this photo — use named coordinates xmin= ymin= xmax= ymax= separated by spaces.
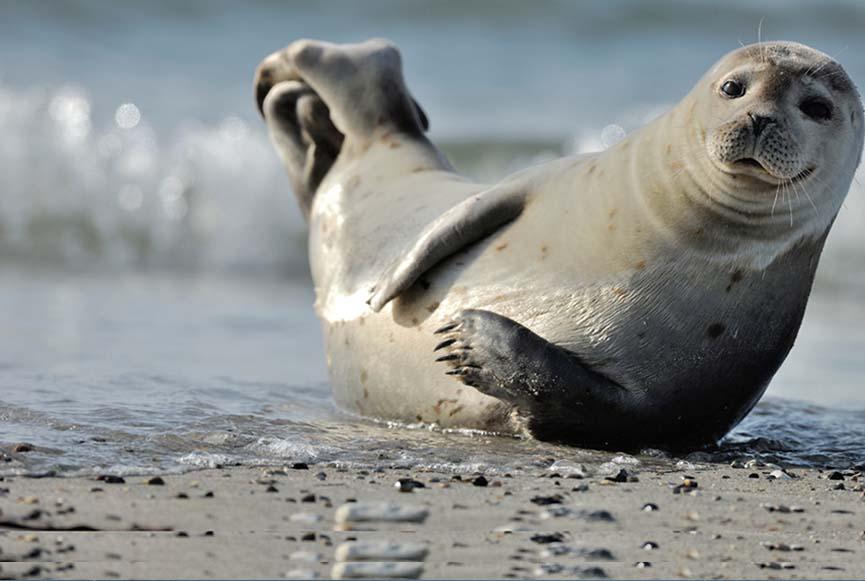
xmin=256 ymin=81 xmax=273 ymax=117
xmin=748 ymin=113 xmax=774 ymax=138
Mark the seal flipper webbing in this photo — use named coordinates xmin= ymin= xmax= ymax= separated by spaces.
xmin=434 ymin=309 xmax=641 ymax=447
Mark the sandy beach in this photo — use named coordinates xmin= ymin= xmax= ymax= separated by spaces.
xmin=1 ymin=461 xmax=863 ymax=579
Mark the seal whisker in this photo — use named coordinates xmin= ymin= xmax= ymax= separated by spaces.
xmin=757 ymin=18 xmax=767 ymax=65
xmin=791 ymin=177 xmax=819 ymax=216
xmin=771 ymin=182 xmax=781 ymax=217
xmin=807 ymin=46 xmax=848 ymax=77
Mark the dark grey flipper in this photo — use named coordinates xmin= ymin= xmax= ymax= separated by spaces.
xmin=367 ymin=186 xmax=527 ymax=311
xmin=434 ymin=309 xmax=639 ymax=447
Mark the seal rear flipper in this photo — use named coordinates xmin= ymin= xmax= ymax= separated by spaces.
xmin=367 ymin=184 xmax=527 ymax=312
xmin=434 ymin=309 xmax=638 ymax=447
xmin=257 ymin=79 xmax=344 ymax=219
xmin=255 ymin=39 xmax=431 ymax=219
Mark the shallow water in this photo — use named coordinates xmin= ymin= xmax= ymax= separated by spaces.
xmin=1 ymin=1 xmax=865 ymax=475
xmin=1 ymin=271 xmax=864 ymax=477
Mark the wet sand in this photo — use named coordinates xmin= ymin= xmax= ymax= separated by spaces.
xmin=1 ymin=463 xmax=863 ymax=579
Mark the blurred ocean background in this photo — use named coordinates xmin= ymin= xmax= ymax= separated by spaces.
xmin=1 ymin=0 xmax=864 ymax=476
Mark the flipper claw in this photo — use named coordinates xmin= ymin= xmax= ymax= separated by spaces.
xmin=434 ymin=322 xmax=459 ymax=334
xmin=434 ymin=338 xmax=456 ymax=351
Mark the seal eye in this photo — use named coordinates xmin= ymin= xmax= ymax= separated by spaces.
xmin=800 ymin=98 xmax=833 ymax=121
xmin=720 ymin=80 xmax=745 ymax=98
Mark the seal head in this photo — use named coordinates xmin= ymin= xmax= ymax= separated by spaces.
xmin=697 ymin=42 xmax=862 ymax=231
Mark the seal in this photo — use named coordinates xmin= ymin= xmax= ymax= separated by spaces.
xmin=254 ymin=39 xmax=863 ymax=449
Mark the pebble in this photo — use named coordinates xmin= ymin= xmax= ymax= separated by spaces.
xmin=672 ymin=478 xmax=698 ymax=494
xmin=11 ymin=443 xmax=34 ymax=453
xmin=762 ymin=542 xmax=804 ymax=552
xmin=335 ymin=541 xmax=429 ymax=562
xmin=539 ymin=544 xmax=572 ymax=557
xmin=827 ymin=471 xmax=845 ymax=480
xmin=548 ymin=461 xmax=590 ymax=479
xmin=19 ymin=496 xmax=39 ymax=505
xmin=288 ymin=550 xmax=321 ymax=563
xmin=575 ymin=566 xmax=608 ymax=579
xmin=538 ymin=507 xmax=615 ymax=522
xmin=492 ymin=524 xmax=533 ymax=533
xmin=301 ymin=493 xmax=316 ymax=503
xmin=539 ymin=546 xmax=614 ymax=560
xmin=394 ymin=479 xmax=425 ymax=493
xmin=831 ymin=482 xmax=845 ymax=490
xmin=534 ymin=563 xmax=565 ymax=575
xmin=604 ymin=469 xmax=629 ymax=483
xmin=315 ymin=472 xmax=327 ymax=481
xmin=334 ymin=502 xmax=429 ymax=526
xmin=642 ymin=503 xmax=659 ymax=512
xmin=635 ymin=561 xmax=651 ymax=568
xmin=767 ymin=470 xmax=793 ymax=480
xmin=146 ymin=477 xmax=165 ymax=486
xmin=758 ymin=561 xmax=795 ymax=570
xmin=291 ymin=462 xmax=310 ymax=470
xmin=331 ymin=561 xmax=424 ymax=579
xmin=531 ymin=532 xmax=566 ymax=544
xmin=96 ymin=475 xmax=126 ymax=484
xmin=266 ymin=485 xmax=279 ymax=493
xmin=761 ymin=503 xmax=804 ymax=513
xmin=472 ymin=475 xmax=489 ymax=487
xmin=289 ymin=512 xmax=323 ymax=524
xmin=530 ymin=494 xmax=564 ymax=506
xmin=572 ymin=483 xmax=589 ymax=492
xmin=642 ymin=541 xmax=659 ymax=551
xmin=285 ymin=568 xmax=319 ymax=579
xmin=744 ymin=459 xmax=781 ymax=470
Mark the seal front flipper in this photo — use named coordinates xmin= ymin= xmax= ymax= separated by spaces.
xmin=434 ymin=309 xmax=637 ymax=447
xmin=367 ymin=185 xmax=527 ymax=312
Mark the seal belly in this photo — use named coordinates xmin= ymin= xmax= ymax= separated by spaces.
xmin=308 ymin=148 xmax=638 ymax=429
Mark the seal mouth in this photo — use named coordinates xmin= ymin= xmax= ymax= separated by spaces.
xmin=732 ymin=158 xmax=815 ymax=184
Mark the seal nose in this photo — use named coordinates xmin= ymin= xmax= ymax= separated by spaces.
xmin=748 ymin=113 xmax=774 ymax=138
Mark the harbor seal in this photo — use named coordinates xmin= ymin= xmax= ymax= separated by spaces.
xmin=254 ymin=39 xmax=863 ymax=449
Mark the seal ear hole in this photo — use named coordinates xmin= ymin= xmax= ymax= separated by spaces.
xmin=720 ymin=80 xmax=745 ymax=99
xmin=799 ymin=97 xmax=833 ymax=121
